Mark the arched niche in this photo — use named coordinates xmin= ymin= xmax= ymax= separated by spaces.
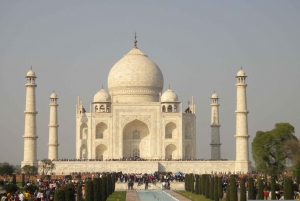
xmin=185 ymin=123 xmax=192 ymax=139
xmin=185 ymin=144 xmax=192 ymax=159
xmin=80 ymin=123 xmax=88 ymax=139
xmin=123 ymin=120 xmax=150 ymax=158
xmin=96 ymin=122 xmax=108 ymax=139
xmin=95 ymin=144 xmax=107 ymax=160
xmin=165 ymin=144 xmax=177 ymax=159
xmin=165 ymin=122 xmax=177 ymax=139
xmin=80 ymin=144 xmax=87 ymax=159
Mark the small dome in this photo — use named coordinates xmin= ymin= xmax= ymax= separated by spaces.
xmin=93 ymin=89 xmax=111 ymax=102
xmin=236 ymin=69 xmax=246 ymax=77
xmin=211 ymin=93 xmax=218 ymax=99
xmin=50 ymin=92 xmax=58 ymax=99
xmin=26 ymin=69 xmax=36 ymax=77
xmin=161 ymin=89 xmax=178 ymax=102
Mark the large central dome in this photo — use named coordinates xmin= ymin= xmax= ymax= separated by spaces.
xmin=108 ymin=46 xmax=164 ymax=103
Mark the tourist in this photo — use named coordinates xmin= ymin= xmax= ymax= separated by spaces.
xmin=18 ymin=192 xmax=24 ymax=201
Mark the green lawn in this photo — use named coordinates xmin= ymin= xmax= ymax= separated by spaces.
xmin=106 ymin=191 xmax=126 ymax=201
xmin=175 ymin=190 xmax=225 ymax=201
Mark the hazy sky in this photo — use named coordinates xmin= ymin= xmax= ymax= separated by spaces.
xmin=1 ymin=1 xmax=300 ymax=165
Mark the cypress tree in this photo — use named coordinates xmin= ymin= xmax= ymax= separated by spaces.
xmin=101 ymin=176 xmax=107 ymax=201
xmin=210 ymin=176 xmax=214 ymax=200
xmin=21 ymin=174 xmax=25 ymax=187
xmin=240 ymin=177 xmax=246 ymax=201
xmin=112 ymin=173 xmax=116 ymax=193
xmin=85 ymin=180 xmax=94 ymax=201
xmin=226 ymin=183 xmax=230 ymax=201
xmin=107 ymin=174 xmax=112 ymax=196
xmin=12 ymin=174 xmax=16 ymax=185
xmin=229 ymin=176 xmax=237 ymax=201
xmin=257 ymin=178 xmax=264 ymax=200
xmin=196 ymin=175 xmax=200 ymax=194
xmin=190 ymin=173 xmax=195 ymax=193
xmin=185 ymin=174 xmax=188 ymax=191
xmin=199 ymin=175 xmax=202 ymax=194
xmin=64 ymin=183 xmax=75 ymax=201
xmin=54 ymin=189 xmax=65 ymax=201
xmin=214 ymin=176 xmax=218 ymax=201
xmin=93 ymin=178 xmax=101 ymax=201
xmin=202 ymin=175 xmax=206 ymax=195
xmin=248 ymin=176 xmax=254 ymax=200
xmin=284 ymin=176 xmax=293 ymax=200
xmin=218 ymin=176 xmax=223 ymax=200
xmin=271 ymin=177 xmax=276 ymax=200
xmin=77 ymin=184 xmax=83 ymax=201
xmin=205 ymin=176 xmax=210 ymax=199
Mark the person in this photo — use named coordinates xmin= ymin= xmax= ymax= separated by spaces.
xmin=19 ymin=192 xmax=24 ymax=201
xmin=263 ymin=190 xmax=269 ymax=200
xmin=162 ymin=181 xmax=165 ymax=191
xmin=145 ymin=179 xmax=149 ymax=190
xmin=24 ymin=191 xmax=30 ymax=201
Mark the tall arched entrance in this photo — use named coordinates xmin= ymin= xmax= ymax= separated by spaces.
xmin=123 ymin=120 xmax=150 ymax=158
xmin=165 ymin=144 xmax=177 ymax=159
xmin=95 ymin=144 xmax=107 ymax=160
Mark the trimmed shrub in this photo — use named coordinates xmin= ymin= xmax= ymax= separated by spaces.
xmin=64 ymin=183 xmax=75 ymax=201
xmin=101 ymin=176 xmax=107 ymax=201
xmin=248 ymin=176 xmax=254 ymax=200
xmin=257 ymin=178 xmax=264 ymax=200
xmin=93 ymin=178 xmax=101 ymax=201
xmin=271 ymin=177 xmax=276 ymax=200
xmin=107 ymin=174 xmax=112 ymax=195
xmin=3 ymin=183 xmax=19 ymax=193
xmin=85 ymin=180 xmax=94 ymax=201
xmin=229 ymin=176 xmax=237 ymax=201
xmin=284 ymin=176 xmax=293 ymax=200
xmin=205 ymin=175 xmax=210 ymax=199
xmin=214 ymin=176 xmax=218 ymax=201
xmin=218 ymin=176 xmax=223 ymax=200
xmin=201 ymin=175 xmax=206 ymax=195
xmin=209 ymin=176 xmax=214 ymax=200
xmin=77 ymin=184 xmax=83 ymax=201
xmin=226 ymin=183 xmax=230 ymax=201
xmin=54 ymin=189 xmax=65 ymax=201
xmin=240 ymin=177 xmax=246 ymax=201
xmin=190 ymin=173 xmax=194 ymax=193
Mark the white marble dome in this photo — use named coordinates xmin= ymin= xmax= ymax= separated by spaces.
xmin=161 ymin=89 xmax=178 ymax=102
xmin=107 ymin=47 xmax=164 ymax=102
xmin=26 ymin=69 xmax=36 ymax=77
xmin=50 ymin=92 xmax=58 ymax=99
xmin=237 ymin=69 xmax=246 ymax=76
xmin=93 ymin=89 xmax=111 ymax=102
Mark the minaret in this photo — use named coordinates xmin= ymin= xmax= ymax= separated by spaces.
xmin=48 ymin=92 xmax=59 ymax=160
xmin=210 ymin=92 xmax=221 ymax=160
xmin=22 ymin=68 xmax=38 ymax=167
xmin=235 ymin=69 xmax=250 ymax=163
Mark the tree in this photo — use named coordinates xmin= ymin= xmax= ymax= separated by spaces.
xmin=214 ymin=176 xmax=218 ymax=201
xmin=257 ymin=178 xmax=264 ymax=200
xmin=284 ymin=176 xmax=293 ymax=200
xmin=77 ymin=184 xmax=84 ymax=201
xmin=38 ymin=159 xmax=55 ymax=179
xmin=94 ymin=178 xmax=101 ymax=201
xmin=225 ymin=184 xmax=230 ymax=201
xmin=229 ymin=176 xmax=237 ymax=201
xmin=205 ymin=176 xmax=210 ymax=199
xmin=218 ymin=176 xmax=223 ymax=200
xmin=248 ymin=177 xmax=254 ymax=200
xmin=0 ymin=163 xmax=14 ymax=181
xmin=271 ymin=177 xmax=276 ymax=200
xmin=21 ymin=165 xmax=38 ymax=180
xmin=209 ymin=176 xmax=214 ymax=200
xmin=3 ymin=183 xmax=19 ymax=193
xmin=252 ymin=123 xmax=297 ymax=175
xmin=240 ymin=177 xmax=246 ymax=201
xmin=85 ymin=180 xmax=94 ymax=201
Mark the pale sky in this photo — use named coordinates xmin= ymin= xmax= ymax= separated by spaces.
xmin=1 ymin=1 xmax=300 ymax=165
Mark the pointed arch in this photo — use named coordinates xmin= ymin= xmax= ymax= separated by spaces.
xmin=165 ymin=144 xmax=177 ymax=159
xmin=95 ymin=144 xmax=107 ymax=160
xmin=96 ymin=122 xmax=108 ymax=139
xmin=167 ymin=105 xmax=172 ymax=112
xmin=123 ymin=119 xmax=150 ymax=158
xmin=80 ymin=144 xmax=87 ymax=159
xmin=185 ymin=144 xmax=192 ymax=159
xmin=80 ymin=123 xmax=88 ymax=139
xmin=162 ymin=105 xmax=166 ymax=112
xmin=165 ymin=122 xmax=177 ymax=139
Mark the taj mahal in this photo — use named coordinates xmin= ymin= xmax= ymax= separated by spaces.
xmin=21 ymin=36 xmax=251 ymax=174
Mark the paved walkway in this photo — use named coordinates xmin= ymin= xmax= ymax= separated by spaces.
xmin=126 ymin=189 xmax=191 ymax=201
xmin=126 ymin=189 xmax=139 ymax=201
